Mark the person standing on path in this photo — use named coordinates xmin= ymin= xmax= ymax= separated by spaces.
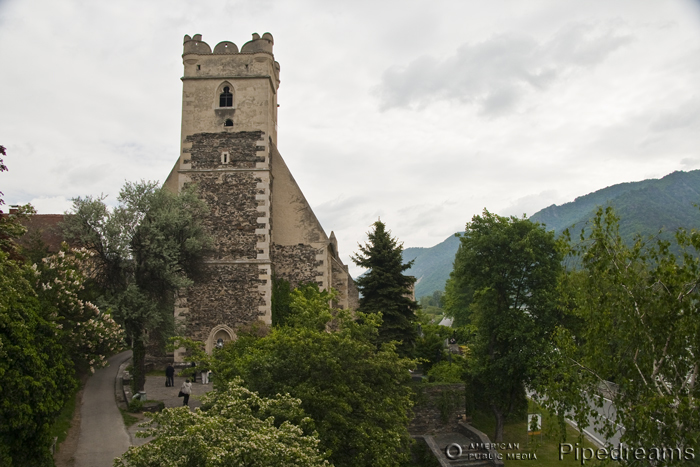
xmin=165 ymin=363 xmax=175 ymax=387
xmin=190 ymin=361 xmax=197 ymax=383
xmin=180 ymin=379 xmax=192 ymax=406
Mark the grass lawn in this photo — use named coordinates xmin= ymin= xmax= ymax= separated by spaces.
xmin=120 ymin=409 xmax=141 ymax=428
xmin=470 ymin=400 xmax=606 ymax=467
xmin=49 ymin=384 xmax=80 ymax=448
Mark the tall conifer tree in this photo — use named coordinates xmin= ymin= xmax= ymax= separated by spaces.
xmin=352 ymin=220 xmax=418 ymax=354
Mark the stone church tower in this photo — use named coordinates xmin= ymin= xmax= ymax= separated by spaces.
xmin=164 ymin=33 xmax=358 ymax=358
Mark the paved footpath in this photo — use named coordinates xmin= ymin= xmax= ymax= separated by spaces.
xmin=73 ymin=350 xmax=216 ymax=463
xmin=128 ymin=371 xmax=215 ymax=445
xmin=75 ymin=350 xmax=133 ymax=467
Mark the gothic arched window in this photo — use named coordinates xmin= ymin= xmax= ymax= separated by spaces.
xmin=219 ymin=86 xmax=233 ymax=107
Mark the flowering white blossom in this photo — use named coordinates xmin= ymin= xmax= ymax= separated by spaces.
xmin=114 ymin=379 xmax=331 ymax=467
xmin=36 ymin=246 xmax=124 ymax=370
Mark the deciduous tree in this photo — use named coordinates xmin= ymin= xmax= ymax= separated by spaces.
xmin=115 ymin=379 xmax=330 ymax=467
xmin=0 ymin=247 xmax=75 ymax=467
xmin=35 ymin=246 xmax=124 ymax=373
xmin=213 ymin=301 xmax=415 ymax=467
xmin=443 ymin=246 xmax=474 ymax=327
xmin=0 ymin=147 xmax=122 ymax=466
xmin=64 ymin=181 xmax=211 ymax=390
xmin=540 ymin=207 xmax=700 ymax=461
xmin=446 ymin=209 xmax=562 ymax=442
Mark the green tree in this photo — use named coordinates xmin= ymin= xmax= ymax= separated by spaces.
xmin=271 ymin=276 xmax=293 ymax=327
xmin=286 ymin=283 xmax=336 ymax=331
xmin=0 ymin=145 xmax=122 ymax=466
xmin=63 ymin=181 xmax=211 ymax=390
xmin=443 ymin=246 xmax=474 ymax=327
xmin=0 ymin=247 xmax=75 ymax=467
xmin=418 ymin=290 xmax=444 ymax=309
xmin=115 ymin=379 xmax=330 ymax=467
xmin=352 ymin=220 xmax=418 ymax=355
xmin=418 ymin=291 xmax=444 ymax=324
xmin=167 ymin=335 xmax=213 ymax=380
xmin=35 ymin=246 xmax=124 ymax=372
xmin=273 ymin=282 xmax=336 ymax=331
xmin=540 ymin=207 xmax=700 ymax=462
xmin=413 ymin=318 xmax=452 ymax=372
xmin=0 ymin=145 xmax=36 ymax=258
xmin=213 ymin=305 xmax=415 ymax=467
xmin=446 ymin=209 xmax=562 ymax=442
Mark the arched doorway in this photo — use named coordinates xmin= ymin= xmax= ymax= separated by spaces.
xmin=205 ymin=324 xmax=237 ymax=354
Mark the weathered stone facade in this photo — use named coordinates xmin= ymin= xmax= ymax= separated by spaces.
xmin=270 ymin=243 xmax=323 ymax=288
xmin=164 ymin=33 xmax=357 ymax=359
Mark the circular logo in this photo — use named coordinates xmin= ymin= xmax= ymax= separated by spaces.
xmin=445 ymin=443 xmax=463 ymax=459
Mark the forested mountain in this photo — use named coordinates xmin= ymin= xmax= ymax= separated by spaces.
xmin=403 ymin=170 xmax=700 ymax=298
xmin=529 ymin=170 xmax=700 ymax=239
xmin=403 ymin=234 xmax=462 ymax=300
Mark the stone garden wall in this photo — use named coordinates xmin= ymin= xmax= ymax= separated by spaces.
xmin=410 ymin=383 xmax=466 ymax=435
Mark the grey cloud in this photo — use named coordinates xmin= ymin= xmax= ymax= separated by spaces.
xmin=499 ymin=190 xmax=561 ymax=219
xmin=680 ymin=157 xmax=700 ymax=170
xmin=649 ymin=97 xmax=700 ymax=132
xmin=65 ymin=163 xmax=111 ymax=189
xmin=29 ymin=196 xmax=73 ymax=215
xmin=314 ymin=195 xmax=371 ymax=231
xmin=546 ymin=21 xmax=633 ymax=67
xmin=376 ymin=22 xmax=633 ymax=115
xmin=315 ymin=195 xmax=369 ymax=215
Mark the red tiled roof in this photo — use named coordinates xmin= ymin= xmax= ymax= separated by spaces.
xmin=1 ymin=213 xmax=70 ymax=252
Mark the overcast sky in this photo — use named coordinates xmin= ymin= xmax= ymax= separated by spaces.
xmin=1 ymin=0 xmax=699 ymax=277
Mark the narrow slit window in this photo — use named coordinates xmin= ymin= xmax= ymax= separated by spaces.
xmin=221 ymin=152 xmax=229 ymax=164
xmin=224 ymin=119 xmax=233 ymax=127
xmin=219 ymin=86 xmax=233 ymax=107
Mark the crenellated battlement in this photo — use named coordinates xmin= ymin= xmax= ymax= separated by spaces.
xmin=183 ymin=33 xmax=274 ymax=56
xmin=181 ymin=32 xmax=280 ymax=98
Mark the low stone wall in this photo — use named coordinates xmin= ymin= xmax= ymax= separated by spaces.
xmin=117 ymin=359 xmax=132 ymax=410
xmin=409 ymin=383 xmax=466 ymax=435
xmin=457 ymin=422 xmax=505 ymax=466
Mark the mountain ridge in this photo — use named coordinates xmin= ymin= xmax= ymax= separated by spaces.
xmin=403 ymin=169 xmax=700 ymax=298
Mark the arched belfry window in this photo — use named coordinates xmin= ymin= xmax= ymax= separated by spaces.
xmin=219 ymin=86 xmax=233 ymax=107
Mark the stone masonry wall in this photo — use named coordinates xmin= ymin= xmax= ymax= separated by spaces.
xmin=185 ymin=263 xmax=266 ymax=343
xmin=271 ymin=243 xmax=323 ymax=288
xmin=347 ymin=279 xmax=359 ymax=310
xmin=182 ymin=130 xmax=271 ymax=343
xmin=409 ymin=383 xmax=466 ymax=435
xmin=331 ymin=255 xmax=350 ymax=309
xmin=187 ymin=171 xmax=261 ymax=260
xmin=185 ymin=131 xmax=265 ymax=169
xmin=184 ymin=131 xmax=267 ymax=261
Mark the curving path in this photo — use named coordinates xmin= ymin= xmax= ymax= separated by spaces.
xmin=74 ymin=350 xmax=132 ymax=467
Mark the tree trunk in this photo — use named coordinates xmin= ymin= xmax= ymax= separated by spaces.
xmin=492 ymin=404 xmax=505 ymax=442
xmin=132 ymin=337 xmax=146 ymax=392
